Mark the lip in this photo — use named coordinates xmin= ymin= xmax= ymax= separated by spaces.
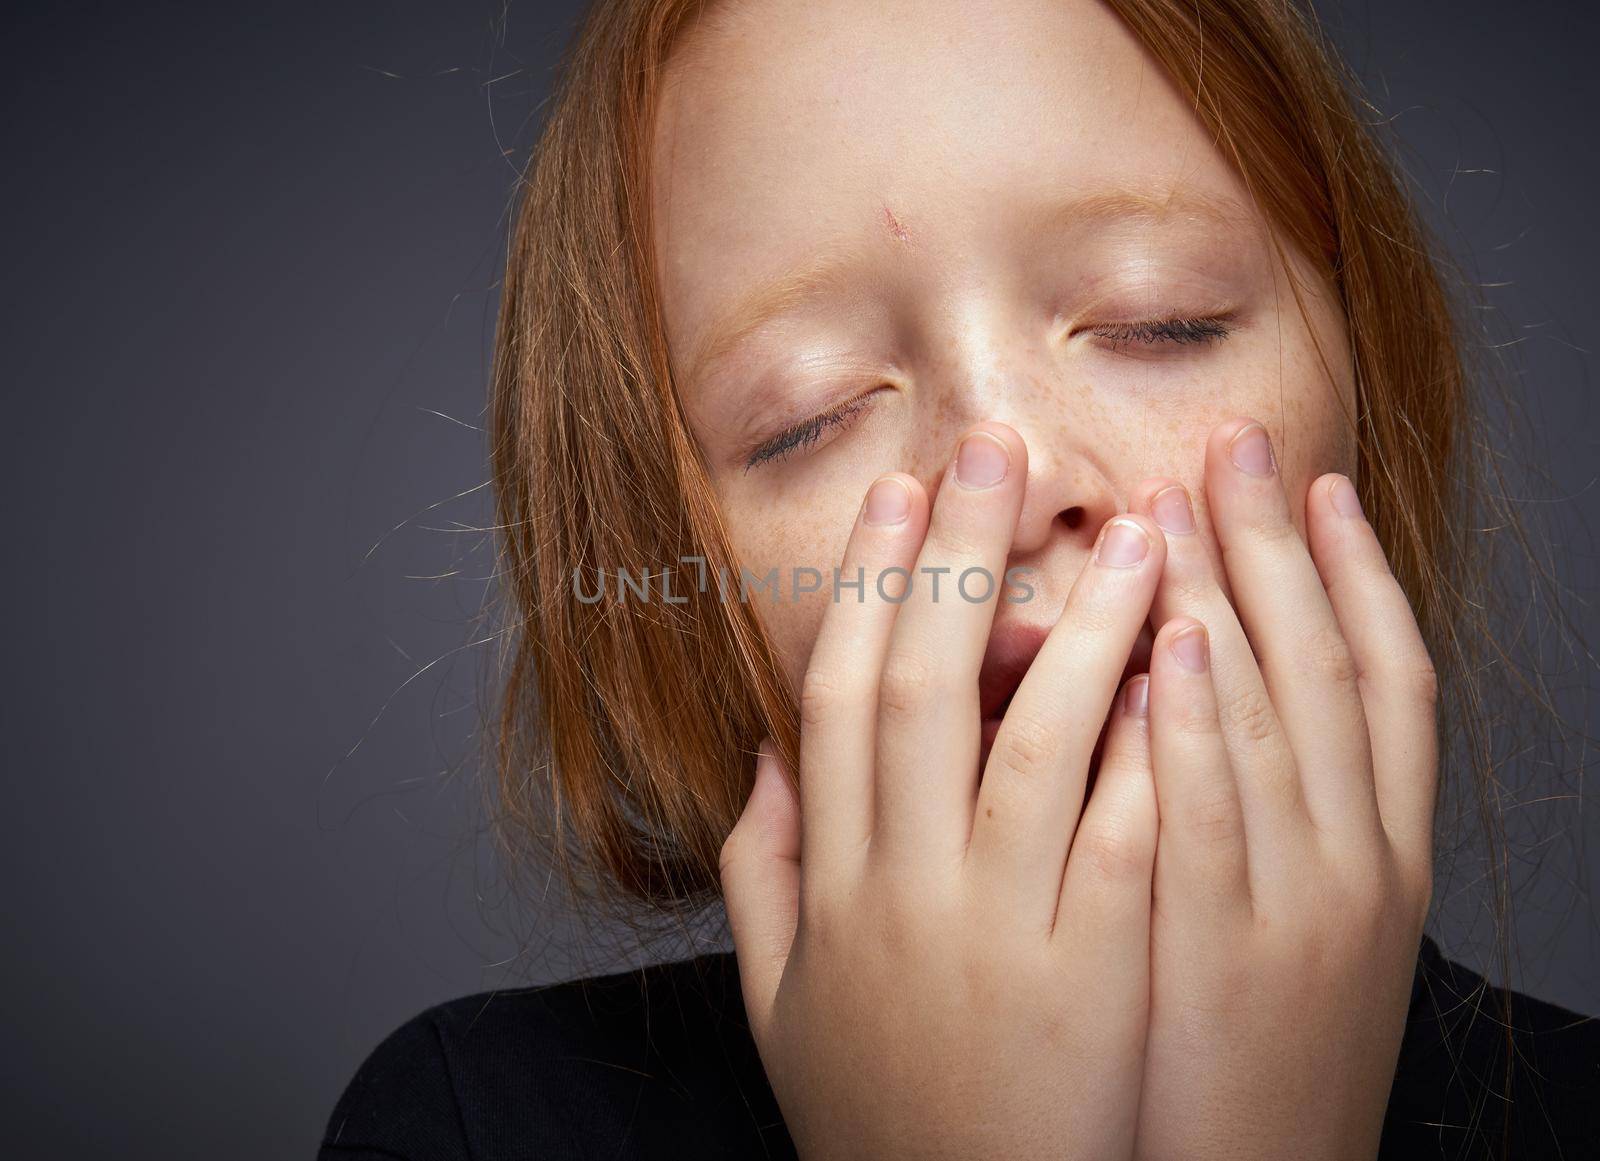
xmin=977 ymin=620 xmax=1053 ymax=721
xmin=978 ymin=617 xmax=1156 ymax=769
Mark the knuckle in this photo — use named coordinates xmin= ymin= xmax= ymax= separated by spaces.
xmin=925 ymin=519 xmax=985 ymax=566
xmin=880 ymin=887 xmax=938 ymax=951
xmin=1403 ymin=654 xmax=1440 ymax=707
xmin=1174 ymin=577 xmax=1222 ymax=614
xmin=799 ymin=664 xmax=849 ymax=730
xmin=717 ymin=828 xmax=750 ymax=882
xmin=1245 ymin=509 xmax=1300 ymax=546
xmin=1303 ymin=622 xmax=1359 ymax=687
xmin=1337 ymin=851 xmax=1390 ymax=911
xmin=959 ymin=945 xmax=1008 ymax=1011
xmin=1293 ymin=918 xmax=1341 ymax=974
xmin=878 ymin=644 xmax=945 ymax=719
xmin=1164 ymin=546 xmax=1223 ymax=602
xmin=1217 ymin=684 xmax=1278 ymax=745
xmin=991 ymin=708 xmax=1059 ymax=779
xmin=1183 ymin=788 xmax=1244 ymax=849
xmin=1063 ymin=593 xmax=1121 ymax=637
xmin=1075 ymin=819 xmax=1153 ymax=881
xmin=1175 ymin=702 xmax=1225 ymax=741
xmin=1372 ymin=842 xmax=1435 ymax=930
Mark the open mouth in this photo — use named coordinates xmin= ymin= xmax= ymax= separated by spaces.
xmin=977 ymin=617 xmax=1155 ymax=793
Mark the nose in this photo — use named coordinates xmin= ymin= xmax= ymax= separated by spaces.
xmin=1004 ymin=423 xmax=1122 ymax=558
xmin=917 ymin=305 xmax=1123 ymax=561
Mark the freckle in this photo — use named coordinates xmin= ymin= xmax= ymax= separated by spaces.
xmin=882 ymin=204 xmax=911 ymax=243
xmin=986 ymin=807 xmax=993 ymax=818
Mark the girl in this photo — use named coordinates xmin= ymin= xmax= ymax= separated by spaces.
xmin=320 ymin=1 xmax=1599 ymax=1157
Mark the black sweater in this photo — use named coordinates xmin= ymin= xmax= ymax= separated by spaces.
xmin=318 ymin=936 xmax=1598 ymax=1159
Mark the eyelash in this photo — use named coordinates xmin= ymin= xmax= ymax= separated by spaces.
xmin=742 ymin=316 xmax=1235 ymax=470
xmin=1086 ymin=315 xmax=1236 ymax=350
xmin=744 ymin=391 xmax=877 ymax=472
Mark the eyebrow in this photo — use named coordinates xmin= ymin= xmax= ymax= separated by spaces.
xmin=1016 ymin=185 xmax=1256 ymax=237
xmin=681 ymin=185 xmax=1256 ymax=388
xmin=681 ymin=239 xmax=876 ymax=390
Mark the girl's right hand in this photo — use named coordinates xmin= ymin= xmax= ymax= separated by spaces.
xmin=720 ymin=422 xmax=1169 ymax=1161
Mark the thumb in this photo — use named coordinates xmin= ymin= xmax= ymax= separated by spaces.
xmin=719 ymin=736 xmax=800 ymax=1039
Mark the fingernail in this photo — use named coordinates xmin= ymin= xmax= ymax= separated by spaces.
xmin=1123 ymin=675 xmax=1149 ymax=717
xmin=1228 ymin=423 xmax=1276 ymax=477
xmin=1096 ymin=518 xmax=1150 ymax=568
xmin=1329 ymin=475 xmax=1363 ymax=519
xmin=1150 ymin=484 xmax=1196 ymax=535
xmin=955 ymin=430 xmax=1009 ymax=489
xmin=863 ymin=476 xmax=911 ymax=525
xmin=1170 ymin=624 xmax=1209 ymax=673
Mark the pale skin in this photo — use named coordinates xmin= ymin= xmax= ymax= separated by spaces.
xmin=653 ymin=1 xmax=1438 ymax=1158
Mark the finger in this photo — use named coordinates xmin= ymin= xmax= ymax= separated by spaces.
xmin=873 ymin=423 xmax=1028 ymax=866
xmin=1147 ymin=617 xmax=1251 ymax=920
xmin=1131 ymin=476 xmax=1307 ymax=883
xmin=1304 ymin=473 xmax=1440 ymax=885
xmin=1052 ymin=680 xmax=1155 ymax=1150
xmin=1056 ymin=675 xmax=1158 ymax=951
xmin=719 ymin=739 xmax=801 ymax=1043
xmin=1203 ymin=418 xmax=1382 ymax=839
xmin=799 ymin=471 xmax=930 ymax=883
xmin=967 ymin=513 xmax=1165 ymax=929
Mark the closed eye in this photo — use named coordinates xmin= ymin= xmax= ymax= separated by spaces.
xmin=1086 ymin=315 xmax=1236 ymax=352
xmin=743 ymin=389 xmax=882 ymax=472
xmin=740 ymin=315 xmax=1231 ymax=470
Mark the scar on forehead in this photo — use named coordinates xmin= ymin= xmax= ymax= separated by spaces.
xmin=882 ymin=204 xmax=911 ymax=243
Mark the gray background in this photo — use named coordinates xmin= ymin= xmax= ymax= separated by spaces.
xmin=3 ymin=1 xmax=1595 ymax=1157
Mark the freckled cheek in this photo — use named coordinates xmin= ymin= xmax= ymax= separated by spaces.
xmin=1236 ymin=359 xmax=1351 ymax=534
xmin=721 ymin=500 xmax=858 ymax=695
xmin=1104 ymin=347 xmax=1346 ymax=536
xmin=1180 ymin=348 xmax=1351 ymax=536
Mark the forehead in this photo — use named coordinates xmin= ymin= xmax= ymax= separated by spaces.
xmin=651 ymin=0 xmax=1260 ymax=374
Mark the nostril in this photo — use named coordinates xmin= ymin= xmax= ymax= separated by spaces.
xmin=1061 ymin=506 xmax=1085 ymax=530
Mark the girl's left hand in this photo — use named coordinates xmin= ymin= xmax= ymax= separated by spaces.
xmin=1123 ymin=417 xmax=1438 ymax=1161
